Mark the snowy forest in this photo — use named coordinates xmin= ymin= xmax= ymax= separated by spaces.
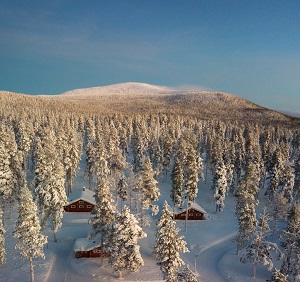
xmin=0 ymin=91 xmax=300 ymax=282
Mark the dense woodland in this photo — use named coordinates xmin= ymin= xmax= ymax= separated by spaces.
xmin=0 ymin=91 xmax=300 ymax=282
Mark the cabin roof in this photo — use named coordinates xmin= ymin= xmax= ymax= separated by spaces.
xmin=175 ymin=201 xmax=207 ymax=215
xmin=74 ymin=238 xmax=101 ymax=252
xmin=67 ymin=188 xmax=95 ymax=205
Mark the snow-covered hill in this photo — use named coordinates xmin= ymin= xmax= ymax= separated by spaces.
xmin=61 ymin=82 xmax=173 ymax=96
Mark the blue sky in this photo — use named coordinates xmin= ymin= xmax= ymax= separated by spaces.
xmin=0 ymin=0 xmax=299 ymax=114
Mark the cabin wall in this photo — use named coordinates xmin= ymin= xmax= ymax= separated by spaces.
xmin=75 ymin=247 xmax=109 ymax=258
xmin=64 ymin=200 xmax=94 ymax=212
xmin=174 ymin=208 xmax=205 ymax=220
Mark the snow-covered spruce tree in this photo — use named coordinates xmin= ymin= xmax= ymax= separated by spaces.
xmin=231 ymin=129 xmax=245 ymax=194
xmin=266 ymin=146 xmax=285 ymax=203
xmin=176 ymin=136 xmax=188 ymax=165
xmin=184 ymin=144 xmax=199 ymax=203
xmin=84 ymin=118 xmax=97 ymax=190
xmin=90 ymin=177 xmax=116 ymax=265
xmin=279 ymin=161 xmax=295 ymax=203
xmin=0 ymin=130 xmax=14 ymax=225
xmin=13 ymin=184 xmax=47 ymax=282
xmin=153 ymin=201 xmax=189 ymax=282
xmin=209 ymin=121 xmax=225 ymax=169
xmin=294 ymin=153 xmax=300 ymax=202
xmin=15 ymin=119 xmax=32 ymax=171
xmin=56 ymin=119 xmax=82 ymax=195
xmin=235 ymin=190 xmax=258 ymax=255
xmin=131 ymin=123 xmax=147 ymax=172
xmin=269 ymin=192 xmax=289 ymax=239
xmin=240 ymin=209 xmax=282 ymax=278
xmin=35 ymin=159 xmax=67 ymax=242
xmin=212 ymin=161 xmax=228 ymax=213
xmin=0 ymin=208 xmax=6 ymax=264
xmin=108 ymin=205 xmax=146 ymax=279
xmin=279 ymin=203 xmax=300 ymax=278
xmin=178 ymin=265 xmax=199 ymax=282
xmin=270 ymin=268 xmax=288 ymax=282
xmin=116 ymin=173 xmax=128 ymax=210
xmin=161 ymin=130 xmax=174 ymax=177
xmin=171 ymin=155 xmax=184 ymax=212
xmin=34 ymin=129 xmax=67 ymax=242
xmin=138 ymin=157 xmax=160 ymax=226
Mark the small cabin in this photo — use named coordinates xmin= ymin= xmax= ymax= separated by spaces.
xmin=74 ymin=238 xmax=109 ymax=258
xmin=174 ymin=201 xmax=207 ymax=220
xmin=64 ymin=188 xmax=95 ymax=212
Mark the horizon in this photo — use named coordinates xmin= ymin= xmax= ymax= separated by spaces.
xmin=0 ymin=1 xmax=299 ymax=115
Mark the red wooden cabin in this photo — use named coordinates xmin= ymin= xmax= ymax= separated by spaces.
xmin=74 ymin=238 xmax=109 ymax=258
xmin=174 ymin=201 xmax=207 ymax=220
xmin=64 ymin=188 xmax=95 ymax=212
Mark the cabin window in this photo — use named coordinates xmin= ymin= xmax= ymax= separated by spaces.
xmin=196 ymin=213 xmax=202 ymax=216
xmin=79 ymin=200 xmax=84 ymax=204
xmin=79 ymin=205 xmax=84 ymax=208
xmin=71 ymin=205 xmax=76 ymax=208
xmin=93 ymin=248 xmax=100 ymax=253
xmin=87 ymin=205 xmax=92 ymax=208
xmin=189 ymin=213 xmax=194 ymax=216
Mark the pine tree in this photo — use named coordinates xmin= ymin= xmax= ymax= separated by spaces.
xmin=90 ymin=177 xmax=116 ymax=265
xmin=279 ymin=203 xmax=300 ymax=278
xmin=270 ymin=268 xmax=288 ymax=282
xmin=241 ymin=209 xmax=282 ymax=278
xmin=235 ymin=194 xmax=257 ymax=255
xmin=235 ymin=159 xmax=260 ymax=254
xmin=137 ymin=157 xmax=160 ymax=226
xmin=269 ymin=192 xmax=289 ymax=239
xmin=13 ymin=184 xmax=47 ymax=282
xmin=108 ymin=206 xmax=146 ymax=279
xmin=178 ymin=265 xmax=199 ymax=282
xmin=117 ymin=173 xmax=128 ymax=209
xmin=184 ymin=145 xmax=199 ymax=203
xmin=0 ymin=131 xmax=14 ymax=224
xmin=15 ymin=119 xmax=32 ymax=171
xmin=212 ymin=162 xmax=228 ymax=213
xmin=0 ymin=208 xmax=6 ymax=264
xmin=171 ymin=156 xmax=184 ymax=210
xmin=266 ymin=146 xmax=285 ymax=203
xmin=153 ymin=201 xmax=189 ymax=282
xmin=161 ymin=131 xmax=174 ymax=176
xmin=34 ymin=129 xmax=67 ymax=241
xmin=294 ymin=154 xmax=300 ymax=202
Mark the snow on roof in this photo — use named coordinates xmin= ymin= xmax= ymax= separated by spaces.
xmin=74 ymin=238 xmax=101 ymax=252
xmin=67 ymin=188 xmax=95 ymax=205
xmin=175 ymin=201 xmax=207 ymax=215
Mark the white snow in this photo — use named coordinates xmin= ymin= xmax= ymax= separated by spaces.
xmin=61 ymin=82 xmax=173 ymax=97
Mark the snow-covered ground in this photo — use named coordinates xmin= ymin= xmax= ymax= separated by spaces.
xmin=1 ymin=165 xmax=277 ymax=282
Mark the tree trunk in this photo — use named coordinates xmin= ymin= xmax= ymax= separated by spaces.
xmin=185 ymin=198 xmax=189 ymax=232
xmin=253 ymin=262 xmax=256 ymax=278
xmin=100 ymin=237 xmax=104 ymax=266
xmin=29 ymin=257 xmax=34 ymax=282
xmin=119 ymin=270 xmax=123 ymax=279
xmin=54 ymin=231 xmax=57 ymax=242
xmin=2 ymin=205 xmax=5 ymax=226
xmin=89 ymin=172 xmax=93 ymax=190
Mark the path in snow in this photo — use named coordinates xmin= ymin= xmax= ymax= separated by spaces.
xmin=194 ymin=232 xmax=236 ymax=282
xmin=45 ymin=237 xmax=75 ymax=282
